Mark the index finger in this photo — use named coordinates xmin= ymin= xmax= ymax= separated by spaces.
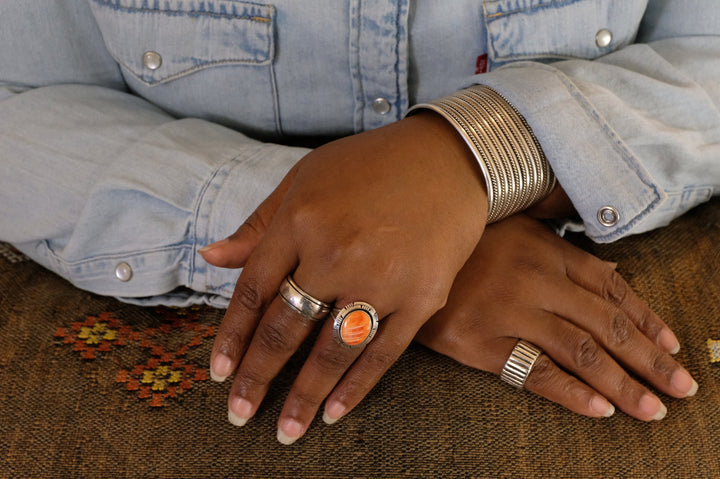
xmin=209 ymin=226 xmax=297 ymax=381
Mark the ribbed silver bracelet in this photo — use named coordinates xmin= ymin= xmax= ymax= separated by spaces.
xmin=408 ymin=85 xmax=555 ymax=223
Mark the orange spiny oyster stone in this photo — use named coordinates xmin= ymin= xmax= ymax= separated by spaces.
xmin=340 ymin=310 xmax=373 ymax=346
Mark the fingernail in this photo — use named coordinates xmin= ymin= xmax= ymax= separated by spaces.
xmin=639 ymin=393 xmax=667 ymax=421
xmin=228 ymin=397 xmax=253 ymax=427
xmin=590 ymin=396 xmax=615 ymax=418
xmin=210 ymin=353 xmax=233 ymax=382
xmin=277 ymin=418 xmax=305 ymax=445
xmin=605 ymin=261 xmax=619 ymax=270
xmin=323 ymin=401 xmax=347 ymax=425
xmin=658 ymin=328 xmax=680 ymax=355
xmin=671 ymin=369 xmax=698 ymax=397
xmin=198 ymin=238 xmax=229 ymax=253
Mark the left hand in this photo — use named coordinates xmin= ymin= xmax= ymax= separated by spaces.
xmin=415 ymin=214 xmax=697 ymax=420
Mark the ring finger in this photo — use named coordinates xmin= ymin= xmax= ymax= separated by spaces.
xmin=492 ymin=337 xmax=615 ymax=418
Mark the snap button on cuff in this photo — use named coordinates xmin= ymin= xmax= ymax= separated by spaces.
xmin=597 ymin=206 xmax=620 ymax=227
xmin=115 ymin=262 xmax=133 ymax=282
xmin=595 ymin=29 xmax=612 ymax=48
xmin=142 ymin=51 xmax=162 ymax=70
xmin=372 ymin=98 xmax=391 ymax=115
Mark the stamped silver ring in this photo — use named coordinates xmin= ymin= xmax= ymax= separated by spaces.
xmin=331 ymin=302 xmax=379 ymax=348
xmin=278 ymin=276 xmax=331 ymax=321
xmin=500 ymin=339 xmax=543 ymax=389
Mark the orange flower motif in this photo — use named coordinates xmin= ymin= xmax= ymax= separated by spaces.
xmin=56 ymin=307 xmax=216 ymax=407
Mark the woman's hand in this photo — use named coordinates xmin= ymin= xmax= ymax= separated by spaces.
xmin=203 ymin=112 xmax=489 ymax=444
xmin=415 ymin=214 xmax=697 ymax=420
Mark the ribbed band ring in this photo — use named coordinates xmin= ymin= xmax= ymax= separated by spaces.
xmin=500 ymin=339 xmax=543 ymax=389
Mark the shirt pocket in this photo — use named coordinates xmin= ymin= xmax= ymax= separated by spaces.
xmin=484 ymin=0 xmax=648 ymax=68
xmin=89 ymin=0 xmax=280 ymax=137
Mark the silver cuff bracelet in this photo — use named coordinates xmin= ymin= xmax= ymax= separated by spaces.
xmin=408 ymin=85 xmax=556 ymax=223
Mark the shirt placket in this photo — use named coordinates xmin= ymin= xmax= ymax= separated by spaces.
xmin=349 ymin=0 xmax=409 ymax=133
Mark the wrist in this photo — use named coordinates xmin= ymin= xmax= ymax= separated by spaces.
xmin=408 ymin=85 xmax=555 ymax=224
xmin=395 ymin=111 xmax=489 ymax=225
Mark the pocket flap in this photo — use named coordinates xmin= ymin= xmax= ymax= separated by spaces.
xmin=90 ymin=0 xmax=275 ymax=85
xmin=485 ymin=0 xmax=646 ymax=67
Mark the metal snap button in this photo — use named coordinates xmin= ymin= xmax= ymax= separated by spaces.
xmin=142 ymin=51 xmax=162 ymax=70
xmin=595 ymin=29 xmax=613 ymax=48
xmin=597 ymin=206 xmax=620 ymax=227
xmin=372 ymin=97 xmax=391 ymax=115
xmin=115 ymin=262 xmax=133 ymax=282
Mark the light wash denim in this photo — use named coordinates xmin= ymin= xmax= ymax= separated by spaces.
xmin=0 ymin=0 xmax=718 ymax=306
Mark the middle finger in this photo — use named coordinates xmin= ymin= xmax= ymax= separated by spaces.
xmin=547 ymin=279 xmax=697 ymax=399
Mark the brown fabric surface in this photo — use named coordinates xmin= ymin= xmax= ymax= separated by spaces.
xmin=1 ymin=199 xmax=719 ymax=478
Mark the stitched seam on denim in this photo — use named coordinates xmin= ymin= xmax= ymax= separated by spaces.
xmin=348 ymin=0 xmax=364 ymax=133
xmin=114 ymin=58 xmax=273 ymax=87
xmin=43 ymin=241 xmax=191 ymax=267
xmin=270 ymin=62 xmax=282 ymax=137
xmin=484 ymin=0 xmax=584 ymax=19
xmin=189 ymin=157 xmax=234 ymax=291
xmin=90 ymin=0 xmax=272 ymax=21
xmin=393 ymin=0 xmax=409 ymax=119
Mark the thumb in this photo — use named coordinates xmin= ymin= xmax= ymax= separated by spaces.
xmin=198 ymin=164 xmax=298 ymax=268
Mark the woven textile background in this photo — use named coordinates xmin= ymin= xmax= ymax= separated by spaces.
xmin=1 ymin=198 xmax=719 ymax=478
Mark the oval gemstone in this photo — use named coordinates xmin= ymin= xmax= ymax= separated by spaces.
xmin=340 ymin=310 xmax=372 ymax=346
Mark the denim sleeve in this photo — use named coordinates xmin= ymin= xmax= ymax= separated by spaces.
xmin=475 ymin=1 xmax=720 ymax=243
xmin=0 ymin=1 xmax=308 ymax=306
xmin=0 ymin=84 xmax=307 ymax=307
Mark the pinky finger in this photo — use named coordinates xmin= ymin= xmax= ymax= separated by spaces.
xmin=498 ymin=339 xmax=616 ymax=419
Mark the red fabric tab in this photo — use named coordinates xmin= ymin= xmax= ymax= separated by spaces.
xmin=475 ymin=54 xmax=488 ymax=74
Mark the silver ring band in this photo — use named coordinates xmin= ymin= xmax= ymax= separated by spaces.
xmin=278 ymin=276 xmax=331 ymax=321
xmin=500 ymin=339 xmax=543 ymax=389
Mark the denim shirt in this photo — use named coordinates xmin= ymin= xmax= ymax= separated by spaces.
xmin=1 ymin=0 xmax=718 ymax=306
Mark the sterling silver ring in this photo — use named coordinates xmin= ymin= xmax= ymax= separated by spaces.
xmin=500 ymin=339 xmax=543 ymax=389
xmin=331 ymin=302 xmax=379 ymax=348
xmin=278 ymin=276 xmax=331 ymax=321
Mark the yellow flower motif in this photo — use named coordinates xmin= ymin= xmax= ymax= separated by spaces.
xmin=77 ymin=322 xmax=117 ymax=345
xmin=141 ymin=366 xmax=183 ymax=391
xmin=708 ymin=339 xmax=720 ymax=363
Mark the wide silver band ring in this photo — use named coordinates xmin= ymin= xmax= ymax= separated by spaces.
xmin=331 ymin=302 xmax=379 ymax=348
xmin=500 ymin=339 xmax=543 ymax=389
xmin=278 ymin=276 xmax=331 ymax=321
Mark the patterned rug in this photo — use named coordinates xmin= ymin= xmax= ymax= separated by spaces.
xmin=1 ymin=198 xmax=719 ymax=478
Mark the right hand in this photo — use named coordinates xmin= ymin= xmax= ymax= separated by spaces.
xmin=204 ymin=111 xmax=491 ymax=443
xmin=416 ymin=214 xmax=697 ymax=420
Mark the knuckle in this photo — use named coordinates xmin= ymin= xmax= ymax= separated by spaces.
xmin=233 ymin=369 xmax=270 ymax=395
xmin=255 ymin=321 xmax=295 ymax=355
xmin=314 ymin=347 xmax=354 ymax=375
xmin=410 ymin=280 xmax=451 ymax=316
xmin=650 ymin=353 xmax=674 ymax=379
xmin=635 ymin=307 xmax=662 ymax=339
xmin=608 ymin=311 xmax=633 ymax=347
xmin=232 ymin=279 xmax=266 ymax=314
xmin=289 ymin=390 xmax=323 ymax=411
xmin=602 ymin=270 xmax=629 ymax=305
xmin=614 ymin=373 xmax=637 ymax=398
xmin=571 ymin=332 xmax=602 ymax=370
xmin=525 ymin=354 xmax=554 ymax=387
xmin=215 ymin=330 xmax=250 ymax=360
xmin=362 ymin=346 xmax=399 ymax=372
xmin=239 ymin=210 xmax=266 ymax=238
